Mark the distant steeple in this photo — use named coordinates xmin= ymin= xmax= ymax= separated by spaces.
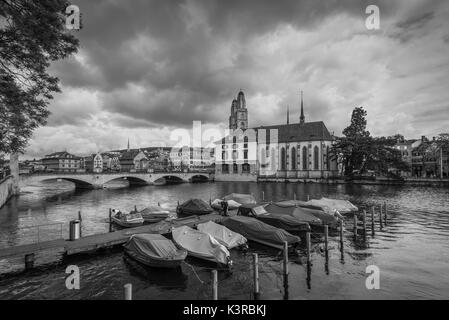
xmin=287 ymin=105 xmax=290 ymax=124
xmin=299 ymin=90 xmax=305 ymax=124
xmin=127 ymin=138 xmax=130 ymax=151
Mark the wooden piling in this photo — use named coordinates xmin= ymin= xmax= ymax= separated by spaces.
xmin=211 ymin=270 xmax=218 ymax=300
xmin=124 ymin=283 xmax=132 ymax=300
xmin=294 ymin=193 xmax=296 ymax=201
xmin=353 ymin=214 xmax=358 ymax=236
xmin=379 ymin=204 xmax=383 ymax=230
xmin=324 ymin=225 xmax=329 ymax=254
xmin=78 ymin=211 xmax=82 ymax=237
xmin=109 ymin=208 xmax=112 ymax=233
xmin=384 ymin=202 xmax=387 ymax=226
xmin=339 ymin=220 xmax=344 ymax=254
xmin=253 ymin=253 xmax=260 ymax=300
xmin=306 ymin=232 xmax=311 ymax=263
xmin=307 ymin=194 xmax=310 ymax=201
xmin=25 ymin=253 xmax=34 ymax=270
xmin=371 ymin=207 xmax=375 ymax=236
xmin=363 ymin=210 xmax=367 ymax=236
xmin=262 ymin=191 xmax=265 ymax=201
xmin=283 ymin=241 xmax=289 ymax=276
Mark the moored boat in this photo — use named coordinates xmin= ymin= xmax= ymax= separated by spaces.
xmin=237 ymin=203 xmax=311 ymax=233
xmin=172 ymin=226 xmax=231 ymax=266
xmin=176 ymin=199 xmax=213 ymax=216
xmin=221 ymin=216 xmax=301 ymax=250
xmin=111 ymin=209 xmax=144 ymax=228
xmin=305 ymin=197 xmax=358 ymax=214
xmin=124 ymin=234 xmax=187 ymax=268
xmin=222 ymin=193 xmax=256 ymax=205
xmin=139 ymin=205 xmax=175 ymax=223
xmin=197 ymin=221 xmax=247 ymax=249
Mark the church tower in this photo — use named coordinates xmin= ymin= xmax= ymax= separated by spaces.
xmin=299 ymin=90 xmax=305 ymax=124
xmin=229 ymin=90 xmax=248 ymax=130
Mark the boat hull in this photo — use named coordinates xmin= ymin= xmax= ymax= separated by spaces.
xmin=124 ymin=248 xmax=186 ymax=268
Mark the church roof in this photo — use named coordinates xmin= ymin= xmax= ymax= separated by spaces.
xmin=254 ymin=121 xmax=333 ymax=143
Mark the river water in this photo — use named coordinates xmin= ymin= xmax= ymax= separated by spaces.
xmin=0 ymin=180 xmax=448 ymax=300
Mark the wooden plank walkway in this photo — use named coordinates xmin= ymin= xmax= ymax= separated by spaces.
xmin=0 ymin=214 xmax=224 ymax=276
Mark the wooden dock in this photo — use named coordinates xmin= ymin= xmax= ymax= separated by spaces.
xmin=0 ymin=214 xmax=224 ymax=276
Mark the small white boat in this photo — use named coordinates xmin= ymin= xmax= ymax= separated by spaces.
xmin=306 ymin=197 xmax=358 ymax=214
xmin=139 ymin=206 xmax=175 ymax=223
xmin=197 ymin=221 xmax=247 ymax=249
xmin=172 ymin=226 xmax=231 ymax=266
xmin=111 ymin=209 xmax=144 ymax=228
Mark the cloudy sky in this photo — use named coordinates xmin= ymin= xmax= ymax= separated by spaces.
xmin=24 ymin=0 xmax=449 ymax=158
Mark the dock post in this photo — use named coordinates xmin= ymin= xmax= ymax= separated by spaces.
xmin=363 ymin=210 xmax=367 ymax=237
xmin=262 ymin=191 xmax=265 ymax=201
xmin=353 ymin=214 xmax=358 ymax=237
xmin=283 ymin=241 xmax=289 ymax=277
xmin=211 ymin=270 xmax=218 ymax=300
xmin=307 ymin=194 xmax=310 ymax=201
xmin=324 ymin=225 xmax=329 ymax=254
xmin=134 ymin=205 xmax=137 ymax=213
xmin=371 ymin=207 xmax=375 ymax=236
xmin=294 ymin=193 xmax=296 ymax=201
xmin=124 ymin=283 xmax=132 ymax=300
xmin=339 ymin=220 xmax=344 ymax=261
xmin=253 ymin=253 xmax=260 ymax=300
xmin=384 ymin=202 xmax=387 ymax=226
xmin=78 ymin=211 xmax=82 ymax=237
xmin=306 ymin=232 xmax=311 ymax=264
xmin=379 ymin=204 xmax=383 ymax=230
xmin=109 ymin=208 xmax=112 ymax=233
xmin=25 ymin=253 xmax=35 ymax=270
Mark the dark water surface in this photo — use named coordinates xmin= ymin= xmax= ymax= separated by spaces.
xmin=0 ymin=180 xmax=448 ymax=300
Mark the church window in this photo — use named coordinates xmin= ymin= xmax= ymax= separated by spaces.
xmin=314 ymin=146 xmax=319 ymax=170
xmin=302 ymin=147 xmax=308 ymax=170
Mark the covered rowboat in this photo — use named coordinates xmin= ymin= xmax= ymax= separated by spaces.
xmin=139 ymin=206 xmax=175 ymax=223
xmin=176 ymin=199 xmax=213 ymax=216
xmin=124 ymin=234 xmax=187 ymax=268
xmin=172 ymin=226 xmax=231 ymax=266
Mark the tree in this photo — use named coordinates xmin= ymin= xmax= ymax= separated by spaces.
xmin=332 ymin=107 xmax=409 ymax=176
xmin=0 ymin=0 xmax=80 ymax=155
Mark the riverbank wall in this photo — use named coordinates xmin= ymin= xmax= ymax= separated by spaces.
xmin=0 ymin=176 xmax=14 ymax=209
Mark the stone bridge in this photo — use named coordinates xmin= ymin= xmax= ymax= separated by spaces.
xmin=20 ymin=171 xmax=214 ymax=189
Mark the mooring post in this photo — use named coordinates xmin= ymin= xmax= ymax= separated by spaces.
xmin=212 ymin=270 xmax=218 ymax=300
xmin=339 ymin=220 xmax=344 ymax=253
xmin=253 ymin=253 xmax=260 ymax=300
xmin=353 ymin=214 xmax=358 ymax=237
xmin=307 ymin=194 xmax=310 ymax=201
xmin=283 ymin=241 xmax=289 ymax=277
xmin=371 ymin=206 xmax=375 ymax=236
xmin=109 ymin=208 xmax=112 ymax=233
xmin=262 ymin=191 xmax=265 ymax=202
xmin=306 ymin=232 xmax=311 ymax=264
xmin=25 ymin=253 xmax=35 ymax=271
xmin=134 ymin=205 xmax=137 ymax=213
xmin=78 ymin=211 xmax=82 ymax=237
xmin=379 ymin=204 xmax=383 ymax=230
xmin=124 ymin=283 xmax=132 ymax=300
xmin=384 ymin=201 xmax=387 ymax=226
xmin=324 ymin=225 xmax=329 ymax=254
xmin=294 ymin=193 xmax=296 ymax=201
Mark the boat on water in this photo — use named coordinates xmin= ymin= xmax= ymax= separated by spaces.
xmin=176 ymin=199 xmax=213 ymax=216
xmin=139 ymin=205 xmax=175 ymax=223
xmin=111 ymin=209 xmax=144 ymax=228
xmin=124 ymin=234 xmax=187 ymax=268
xmin=263 ymin=203 xmax=324 ymax=229
xmin=197 ymin=221 xmax=247 ymax=249
xmin=305 ymin=197 xmax=358 ymax=214
xmin=172 ymin=226 xmax=231 ymax=266
xmin=222 ymin=193 xmax=257 ymax=205
xmin=237 ymin=204 xmax=311 ymax=233
xmin=221 ymin=216 xmax=301 ymax=250
xmin=211 ymin=198 xmax=242 ymax=211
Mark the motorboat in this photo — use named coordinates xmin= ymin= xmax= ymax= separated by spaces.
xmin=124 ymin=234 xmax=187 ymax=268
xmin=197 ymin=221 xmax=247 ymax=249
xmin=176 ymin=199 xmax=213 ymax=216
xmin=139 ymin=205 xmax=175 ymax=223
xmin=111 ymin=209 xmax=144 ymax=228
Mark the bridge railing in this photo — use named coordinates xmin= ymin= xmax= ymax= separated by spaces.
xmin=20 ymin=169 xmax=215 ymax=176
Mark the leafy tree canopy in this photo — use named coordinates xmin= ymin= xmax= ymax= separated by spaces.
xmin=0 ymin=0 xmax=80 ymax=155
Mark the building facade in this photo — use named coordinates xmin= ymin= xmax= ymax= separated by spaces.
xmin=215 ymin=90 xmax=338 ymax=182
xmin=41 ymin=152 xmax=81 ymax=173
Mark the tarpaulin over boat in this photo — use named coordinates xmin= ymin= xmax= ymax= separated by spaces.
xmin=177 ymin=199 xmax=213 ymax=216
xmin=221 ymin=216 xmax=300 ymax=250
xmin=124 ymin=234 xmax=181 ymax=259
xmin=139 ymin=206 xmax=175 ymax=222
xmin=223 ymin=193 xmax=256 ymax=205
xmin=197 ymin=221 xmax=247 ymax=249
xmin=264 ymin=203 xmax=323 ymax=226
xmin=172 ymin=226 xmax=230 ymax=265
xmin=306 ymin=197 xmax=358 ymax=214
xmin=211 ymin=199 xmax=242 ymax=210
xmin=238 ymin=204 xmax=310 ymax=233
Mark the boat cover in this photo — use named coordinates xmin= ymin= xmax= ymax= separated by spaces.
xmin=257 ymin=215 xmax=311 ymax=232
xmin=124 ymin=234 xmax=181 ymax=259
xmin=178 ymin=199 xmax=213 ymax=216
xmin=221 ymin=216 xmax=300 ymax=249
xmin=140 ymin=206 xmax=171 ymax=215
xmin=264 ymin=203 xmax=323 ymax=225
xmin=172 ymin=226 xmax=230 ymax=265
xmin=306 ymin=197 xmax=358 ymax=214
xmin=197 ymin=221 xmax=247 ymax=249
xmin=211 ymin=199 xmax=242 ymax=210
xmin=223 ymin=193 xmax=256 ymax=205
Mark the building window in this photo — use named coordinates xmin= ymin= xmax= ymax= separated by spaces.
xmin=222 ymin=164 xmax=229 ymax=173
xmin=244 ymin=150 xmax=248 ymax=160
xmin=233 ymin=163 xmax=238 ymax=173
xmin=314 ymin=146 xmax=319 ymax=170
xmin=281 ymin=148 xmax=286 ymax=170
xmin=302 ymin=147 xmax=308 ymax=170
xmin=326 ymin=146 xmax=330 ymax=170
xmin=244 ymin=136 xmax=248 ymax=149
xmin=291 ymin=147 xmax=297 ymax=170
xmin=242 ymin=163 xmax=250 ymax=173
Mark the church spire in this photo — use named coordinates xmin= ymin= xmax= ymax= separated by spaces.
xmin=287 ymin=105 xmax=290 ymax=124
xmin=299 ymin=90 xmax=305 ymax=124
xmin=127 ymin=138 xmax=130 ymax=151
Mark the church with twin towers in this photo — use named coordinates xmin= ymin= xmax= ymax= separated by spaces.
xmin=215 ymin=90 xmax=339 ymax=182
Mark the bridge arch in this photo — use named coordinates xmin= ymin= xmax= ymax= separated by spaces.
xmin=189 ymin=174 xmax=210 ymax=183
xmin=104 ymin=176 xmax=149 ymax=187
xmin=25 ymin=176 xmax=96 ymax=189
